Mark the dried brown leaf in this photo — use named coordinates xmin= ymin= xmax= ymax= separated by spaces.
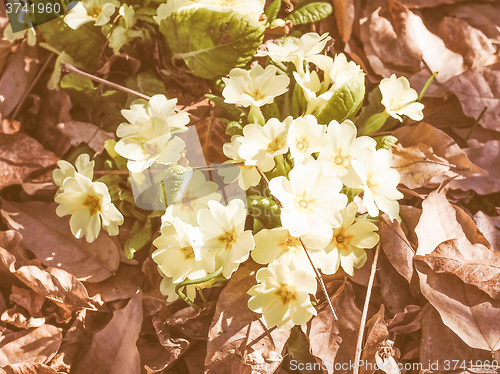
xmin=420 ymin=304 xmax=491 ymax=369
xmin=0 ymin=41 xmax=40 ymax=118
xmin=387 ymin=305 xmax=422 ymax=335
xmin=194 ymin=117 xmax=230 ymax=164
xmin=392 ymin=123 xmax=485 ymax=180
xmin=72 ymin=292 xmax=142 ymax=374
xmin=0 ymin=247 xmax=97 ymax=310
xmin=2 ymin=363 xmax=58 ymax=374
xmin=205 ymin=261 xmax=290 ymax=374
xmin=84 ymin=264 xmax=142 ymax=303
xmin=391 ymin=143 xmax=450 ymax=189
xmin=1 ymin=305 xmax=45 ymax=329
xmin=444 ymin=63 xmax=500 ymax=131
xmin=56 ymin=121 xmax=114 ymax=154
xmin=473 ymin=211 xmax=500 ymax=251
xmin=379 ymin=213 xmax=415 ymax=283
xmin=398 ymin=0 xmax=494 ymax=8
xmin=49 ymin=309 xmax=86 ymax=372
xmin=0 ymin=133 xmax=58 ymax=190
xmin=333 ymin=0 xmax=354 ymax=44
xmin=303 ymin=281 xmax=362 ymax=373
xmin=415 ymin=238 xmax=500 ymax=299
xmin=0 ymin=325 xmax=62 ymax=366
xmin=1 ymin=200 xmax=120 ymax=282
xmin=450 ymin=140 xmax=500 ymax=195
xmin=414 ymin=189 xmax=488 ymax=256
xmin=415 ymin=260 xmax=500 ymax=351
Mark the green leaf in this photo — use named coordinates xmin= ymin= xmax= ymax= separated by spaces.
xmin=38 ymin=18 xmax=106 ymax=71
xmin=313 ymin=74 xmax=365 ymax=124
xmin=225 ymin=121 xmax=243 ymax=136
xmin=285 ymin=2 xmax=333 ymax=26
xmin=262 ymin=101 xmax=281 ymax=121
xmin=160 ymin=7 xmax=265 ymax=79
xmin=265 ymin=0 xmax=282 ymax=24
xmin=205 ymin=93 xmax=245 ymax=120
xmin=125 ymin=71 xmax=168 ymax=98
xmin=375 ymin=135 xmax=398 ymax=150
xmin=124 ymin=217 xmax=154 ymax=259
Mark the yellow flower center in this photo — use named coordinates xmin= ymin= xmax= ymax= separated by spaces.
xmin=332 ymin=226 xmax=354 ymax=252
xmin=295 ymin=139 xmax=307 ymax=151
xmin=83 ymin=194 xmax=101 ymax=216
xmin=180 ymin=246 xmax=195 ymax=260
xmin=246 ymin=88 xmax=267 ymax=101
xmin=279 ymin=235 xmax=301 ymax=251
xmin=366 ymin=173 xmax=379 ymax=190
xmin=275 ymin=283 xmax=297 ymax=305
xmin=267 ymin=137 xmax=286 ymax=153
xmin=298 ymin=199 xmax=308 ymax=209
xmin=218 ymin=228 xmax=236 ymax=250
xmin=89 ymin=6 xmax=102 ymax=18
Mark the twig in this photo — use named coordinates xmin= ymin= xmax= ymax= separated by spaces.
xmin=255 ymin=165 xmax=338 ymax=321
xmin=353 ymin=243 xmax=381 ymax=374
xmin=60 ymin=62 xmax=152 ymax=100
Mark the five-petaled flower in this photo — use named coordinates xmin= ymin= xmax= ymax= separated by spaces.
xmin=248 ymin=262 xmax=317 ymax=331
xmin=379 ymin=74 xmax=424 ymax=122
xmin=55 ymin=173 xmax=123 ymax=243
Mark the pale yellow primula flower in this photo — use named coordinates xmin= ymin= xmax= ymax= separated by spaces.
xmin=344 ymin=148 xmax=404 ymax=221
xmin=257 ymin=33 xmax=331 ymax=76
xmin=55 ymin=173 xmax=123 ymax=243
xmin=197 ymin=199 xmax=255 ymax=278
xmin=64 ymin=0 xmax=119 ymax=30
xmin=52 ymin=154 xmax=94 ymax=189
xmin=152 ymin=217 xmax=211 ymax=284
xmin=237 ymin=117 xmax=292 ymax=169
xmin=317 ymin=119 xmax=376 ymax=178
xmin=219 ymin=135 xmax=262 ymax=190
xmin=287 ymin=115 xmax=327 ymax=164
xmin=251 ymin=227 xmax=325 ymax=273
xmin=222 ymin=64 xmax=290 ymax=108
xmin=115 ymin=95 xmax=189 ymax=173
xmin=163 ymin=169 xmax=221 ymax=224
xmin=268 ymin=160 xmax=347 ymax=241
xmin=320 ymin=202 xmax=379 ymax=276
xmin=379 ymin=74 xmax=424 ymax=122
xmin=248 ymin=262 xmax=317 ymax=331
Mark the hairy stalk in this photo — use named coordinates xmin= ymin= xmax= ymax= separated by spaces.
xmin=175 ymin=267 xmax=224 ymax=310
xmin=255 ymin=165 xmax=338 ymax=321
xmin=353 ymin=243 xmax=381 ymax=374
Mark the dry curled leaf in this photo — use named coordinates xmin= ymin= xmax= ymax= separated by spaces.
xmin=56 ymin=121 xmax=114 ymax=154
xmin=0 ymin=325 xmax=62 ymax=366
xmin=416 ymin=260 xmax=500 ymax=351
xmin=0 ymin=247 xmax=97 ymax=310
xmin=361 ymin=304 xmax=389 ymax=374
xmin=0 ymin=133 xmax=58 ymax=190
xmin=415 ymin=238 xmax=500 ymax=299
xmin=72 ymin=292 xmax=142 ymax=374
xmin=2 ymin=363 xmax=59 ymax=374
xmin=445 ymin=63 xmax=500 ymax=131
xmin=1 ymin=200 xmax=120 ymax=283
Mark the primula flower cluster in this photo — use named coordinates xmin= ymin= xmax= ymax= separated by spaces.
xmin=51 ymin=26 xmax=424 ymax=333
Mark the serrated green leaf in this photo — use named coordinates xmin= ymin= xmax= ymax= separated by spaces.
xmin=160 ymin=8 xmax=265 ymax=79
xmin=285 ymin=2 xmax=333 ymax=26
xmin=313 ymin=74 xmax=365 ymax=124
xmin=265 ymin=0 xmax=282 ymax=24
xmin=38 ymin=17 xmax=106 ymax=71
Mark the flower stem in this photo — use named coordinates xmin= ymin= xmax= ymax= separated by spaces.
xmin=255 ymin=165 xmax=338 ymax=320
xmin=175 ymin=267 xmax=224 ymax=310
xmin=248 ymin=105 xmax=265 ymax=125
xmin=417 ymin=71 xmax=438 ymax=102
